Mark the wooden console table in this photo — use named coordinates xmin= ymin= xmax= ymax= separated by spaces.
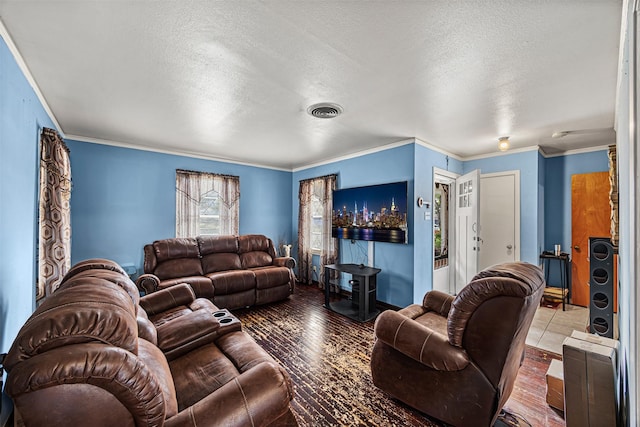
xmin=324 ymin=263 xmax=381 ymax=322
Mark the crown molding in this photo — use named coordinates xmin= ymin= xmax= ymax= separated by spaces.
xmin=463 ymin=145 xmax=541 ymax=161
xmin=65 ymin=134 xmax=292 ymax=172
xmin=540 ymin=144 xmax=611 ymax=158
xmin=413 ymin=138 xmax=464 ymax=161
xmin=0 ymin=18 xmax=63 ymax=135
xmin=292 ymin=138 xmax=417 ymax=172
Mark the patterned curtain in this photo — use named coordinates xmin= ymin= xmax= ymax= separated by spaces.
xmin=298 ymin=174 xmax=337 ymax=286
xmin=37 ymin=128 xmax=72 ymax=301
xmin=176 ymin=169 xmax=240 ymax=237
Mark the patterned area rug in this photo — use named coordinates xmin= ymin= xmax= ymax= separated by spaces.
xmin=235 ymin=286 xmax=538 ymax=427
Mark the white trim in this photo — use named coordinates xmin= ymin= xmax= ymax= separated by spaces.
xmin=65 ymin=134 xmax=292 ymax=172
xmin=292 ymin=138 xmax=417 ymax=172
xmin=433 ymin=167 xmax=459 ymax=182
xmin=294 ymin=137 xmax=465 ymax=173
xmin=0 ymin=18 xmax=63 ymax=134
xmin=463 ymin=145 xmax=541 ymax=162
xmin=414 ymin=138 xmax=464 ymax=161
xmin=433 ymin=167 xmax=459 ymax=295
xmin=479 ymin=170 xmax=521 ymax=262
xmin=541 ymin=144 xmax=612 ymax=158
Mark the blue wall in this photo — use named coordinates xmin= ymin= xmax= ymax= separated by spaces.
xmin=0 ymin=35 xmax=57 ymax=353
xmin=464 ymin=150 xmax=541 ymax=265
xmin=543 ymin=150 xmax=609 ymax=257
xmin=66 ymin=140 xmax=293 ymax=276
xmin=1 ymin=25 xmax=614 ymax=356
xmin=292 ymin=143 xmax=416 ymax=307
xmin=413 ymin=144 xmax=463 ymax=303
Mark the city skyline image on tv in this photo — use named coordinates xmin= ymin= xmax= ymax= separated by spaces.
xmin=332 ymin=181 xmax=408 ymax=244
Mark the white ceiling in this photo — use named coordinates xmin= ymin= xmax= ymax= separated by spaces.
xmin=0 ymin=1 xmax=622 ymax=170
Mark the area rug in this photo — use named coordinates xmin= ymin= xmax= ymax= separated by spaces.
xmin=235 ymin=286 xmax=540 ymax=427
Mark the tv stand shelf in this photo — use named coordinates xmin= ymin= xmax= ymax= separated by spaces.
xmin=324 ymin=263 xmax=381 ymax=322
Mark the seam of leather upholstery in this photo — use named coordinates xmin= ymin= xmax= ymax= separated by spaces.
xmin=392 ymin=318 xmax=407 ymax=348
xmin=189 ymin=406 xmax=197 ymax=426
xmin=439 ymin=298 xmax=448 ymax=315
xmin=168 ymin=291 xmax=178 ymax=307
xmin=235 ymin=377 xmax=255 ymax=427
xmin=419 ymin=330 xmax=433 ymax=365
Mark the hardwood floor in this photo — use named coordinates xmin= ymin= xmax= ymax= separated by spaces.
xmin=234 ymin=284 xmax=566 ymax=427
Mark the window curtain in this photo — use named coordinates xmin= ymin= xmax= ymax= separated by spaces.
xmin=298 ymin=174 xmax=337 ymax=286
xmin=175 ymin=169 xmax=240 ymax=237
xmin=37 ymin=127 xmax=72 ymax=302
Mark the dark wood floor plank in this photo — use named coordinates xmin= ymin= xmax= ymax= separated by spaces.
xmin=235 ymin=284 xmax=565 ymax=427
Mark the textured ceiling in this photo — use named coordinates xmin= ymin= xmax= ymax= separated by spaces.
xmin=0 ymin=1 xmax=622 ymax=169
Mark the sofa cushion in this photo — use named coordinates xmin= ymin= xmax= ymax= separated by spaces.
xmin=201 ymin=252 xmax=242 ymax=274
xmin=197 ymin=235 xmax=239 ymax=255
xmin=240 ymin=251 xmax=273 ymax=269
xmin=238 ymin=234 xmax=272 ymax=254
xmin=207 ymin=270 xmax=256 ymax=295
xmin=5 ymin=280 xmax=138 ymax=369
xmin=153 ymin=238 xmax=200 ymax=262
xmin=169 ymin=342 xmax=240 ymax=411
xmin=155 ymin=258 xmax=204 ymax=281
xmin=251 ymin=266 xmax=292 ymax=290
xmin=158 ymin=276 xmax=214 ymax=298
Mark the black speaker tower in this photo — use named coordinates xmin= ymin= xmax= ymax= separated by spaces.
xmin=588 ymin=237 xmax=616 ymax=338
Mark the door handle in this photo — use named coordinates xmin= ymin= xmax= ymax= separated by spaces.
xmin=506 ymin=244 xmax=513 ymax=250
xmin=574 ymin=245 xmax=580 ymax=251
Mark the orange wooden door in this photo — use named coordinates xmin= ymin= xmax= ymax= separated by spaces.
xmin=571 ymin=172 xmax=617 ymax=308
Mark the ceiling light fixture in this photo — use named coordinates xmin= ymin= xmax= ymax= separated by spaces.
xmin=498 ymin=136 xmax=510 ymax=152
xmin=307 ymin=102 xmax=343 ymax=119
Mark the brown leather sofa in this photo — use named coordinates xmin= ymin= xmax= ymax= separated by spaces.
xmin=4 ymin=259 xmax=297 ymax=427
xmin=370 ymin=262 xmax=545 ymax=427
xmin=136 ymin=234 xmax=296 ymax=310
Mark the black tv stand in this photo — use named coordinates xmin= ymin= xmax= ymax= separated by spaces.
xmin=324 ymin=263 xmax=381 ymax=322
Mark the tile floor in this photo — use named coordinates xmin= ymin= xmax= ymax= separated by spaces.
xmin=526 ymin=304 xmax=590 ymax=355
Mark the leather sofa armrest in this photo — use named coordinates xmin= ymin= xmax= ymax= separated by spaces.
xmin=164 ymin=362 xmax=293 ymax=427
xmin=273 ymin=256 xmax=296 ymax=269
xmin=136 ymin=273 xmax=160 ymax=294
xmin=422 ymin=290 xmax=454 ymax=316
xmin=374 ymin=310 xmax=469 ymax=371
xmin=398 ymin=303 xmax=428 ymax=319
xmin=155 ymin=309 xmax=221 ymax=360
xmin=139 ymin=283 xmax=197 ymax=315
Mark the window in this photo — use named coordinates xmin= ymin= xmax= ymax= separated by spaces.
xmin=298 ymin=174 xmax=337 ymax=285
xmin=310 ymin=186 xmax=324 ymax=254
xmin=176 ymin=170 xmax=240 ymax=237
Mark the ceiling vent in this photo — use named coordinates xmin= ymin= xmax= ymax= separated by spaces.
xmin=307 ymin=103 xmax=343 ymax=119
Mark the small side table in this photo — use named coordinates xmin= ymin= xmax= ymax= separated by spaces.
xmin=539 ymin=252 xmax=571 ymax=311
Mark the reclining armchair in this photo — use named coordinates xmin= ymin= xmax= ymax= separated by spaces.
xmin=370 ymin=262 xmax=544 ymax=427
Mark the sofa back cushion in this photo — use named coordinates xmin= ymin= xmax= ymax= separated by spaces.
xmin=5 ymin=279 xmax=139 ymax=370
xmin=238 ymin=234 xmax=275 ymax=269
xmin=151 ymin=238 xmax=203 ymax=280
xmin=198 ymin=235 xmax=238 ymax=254
xmin=198 ymin=235 xmax=242 ymax=273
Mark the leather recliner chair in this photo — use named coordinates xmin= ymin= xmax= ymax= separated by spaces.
xmin=4 ymin=259 xmax=296 ymax=426
xmin=370 ymin=262 xmax=545 ymax=427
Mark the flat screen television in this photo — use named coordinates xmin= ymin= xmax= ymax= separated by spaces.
xmin=332 ymin=181 xmax=408 ymax=244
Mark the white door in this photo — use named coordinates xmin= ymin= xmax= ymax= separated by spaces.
xmin=455 ymin=169 xmax=480 ymax=294
xmin=478 ymin=171 xmax=520 ymax=270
